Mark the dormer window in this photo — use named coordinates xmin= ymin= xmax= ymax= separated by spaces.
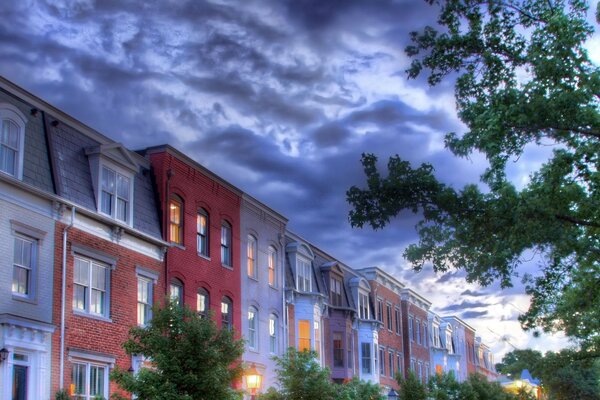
xmin=358 ymin=292 xmax=369 ymax=319
xmin=0 ymin=103 xmax=27 ymax=179
xmin=297 ymin=257 xmax=312 ymax=292
xmin=100 ymin=166 xmax=131 ymax=223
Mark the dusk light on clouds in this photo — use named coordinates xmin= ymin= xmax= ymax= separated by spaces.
xmin=2 ymin=0 xmax=598 ymax=360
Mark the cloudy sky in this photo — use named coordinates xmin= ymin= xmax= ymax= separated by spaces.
xmin=2 ymin=0 xmax=598 ymax=360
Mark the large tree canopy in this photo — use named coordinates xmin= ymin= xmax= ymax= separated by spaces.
xmin=347 ymin=0 xmax=600 ymax=351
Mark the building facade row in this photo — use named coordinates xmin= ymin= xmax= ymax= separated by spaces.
xmin=0 ymin=77 xmax=496 ymax=399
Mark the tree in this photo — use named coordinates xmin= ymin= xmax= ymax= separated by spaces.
xmin=398 ymin=371 xmax=427 ymax=400
xmin=111 ymin=300 xmax=244 ymax=400
xmin=334 ymin=377 xmax=384 ymax=400
xmin=495 ymin=349 xmax=543 ymax=379
xmin=347 ymin=0 xmax=600 ymax=351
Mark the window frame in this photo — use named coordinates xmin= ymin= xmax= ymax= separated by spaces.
xmin=330 ymin=276 xmax=343 ymax=307
xmin=388 ymin=350 xmax=394 ymax=378
xmin=333 ymin=332 xmax=344 ymax=368
xmin=197 ymin=287 xmax=210 ymax=318
xmin=71 ymin=361 xmax=109 ymax=400
xmin=386 ymin=303 xmax=392 ymax=331
xmin=136 ymin=275 xmax=152 ymax=326
xmin=0 ymin=104 xmax=27 ymax=180
xmin=296 ymin=257 xmax=312 ymax=292
xmin=247 ymin=234 xmax=257 ymax=279
xmin=72 ymin=255 xmax=111 ymax=319
xmin=269 ymin=314 xmax=278 ymax=354
xmin=98 ymin=164 xmax=133 ymax=224
xmin=221 ymin=221 xmax=232 ymax=267
xmin=298 ymin=320 xmax=311 ymax=351
xmin=12 ymin=234 xmax=37 ymax=300
xmin=358 ymin=292 xmax=369 ymax=319
xmin=197 ymin=209 xmax=209 ymax=257
xmin=268 ymin=246 xmax=277 ymax=287
xmin=169 ymin=278 xmax=183 ymax=306
xmin=169 ymin=196 xmax=183 ymax=245
xmin=377 ymin=298 xmax=383 ymax=322
xmin=247 ymin=306 xmax=258 ymax=350
xmin=394 ymin=307 xmax=401 ymax=335
xmin=379 ymin=346 xmax=385 ymax=375
xmin=221 ymin=296 xmax=233 ymax=330
xmin=361 ymin=342 xmax=371 ymax=374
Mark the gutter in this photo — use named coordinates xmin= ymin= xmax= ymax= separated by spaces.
xmin=59 ymin=206 xmax=75 ymax=390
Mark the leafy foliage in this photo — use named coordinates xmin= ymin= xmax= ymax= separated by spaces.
xmin=110 ymin=300 xmax=244 ymax=400
xmin=498 ymin=348 xmax=600 ymax=400
xmin=260 ymin=348 xmax=384 ymax=400
xmin=347 ymin=0 xmax=600 ymax=351
xmin=398 ymin=371 xmax=428 ymax=400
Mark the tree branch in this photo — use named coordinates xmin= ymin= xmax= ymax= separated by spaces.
xmin=555 ymin=214 xmax=600 ymax=229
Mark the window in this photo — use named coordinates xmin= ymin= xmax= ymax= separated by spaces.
xmin=410 ymin=358 xmax=416 ymax=372
xmin=137 ymin=276 xmax=152 ymax=326
xmin=73 ymin=256 xmax=109 ymax=317
xmin=197 ymin=288 xmax=209 ymax=318
xmin=269 ymin=314 xmax=278 ymax=354
xmin=330 ymin=277 xmax=342 ymax=306
xmin=416 ymin=319 xmax=421 ymax=344
xmin=268 ymin=246 xmax=276 ymax=286
xmin=197 ymin=209 xmax=209 ymax=256
xmin=0 ymin=105 xmax=26 ymax=179
xmin=296 ymin=258 xmax=312 ymax=291
xmin=333 ymin=333 xmax=344 ymax=367
xmin=386 ymin=303 xmax=392 ymax=330
xmin=100 ymin=166 xmax=131 ymax=223
xmin=374 ymin=344 xmax=378 ymax=375
xmin=170 ymin=279 xmax=183 ymax=306
xmin=169 ymin=197 xmax=183 ymax=245
xmin=221 ymin=221 xmax=232 ymax=266
xmin=247 ymin=235 xmax=257 ymax=278
xmin=358 ymin=292 xmax=369 ymax=319
xmin=379 ymin=347 xmax=385 ymax=375
xmin=347 ymin=334 xmax=353 ymax=369
xmin=389 ymin=350 xmax=394 ymax=378
xmin=422 ymin=323 xmax=428 ymax=347
xmin=71 ymin=362 xmax=108 ymax=399
xmin=418 ymin=361 xmax=423 ymax=382
xmin=361 ymin=343 xmax=371 ymax=374
xmin=298 ymin=320 xmax=311 ymax=351
xmin=377 ymin=299 xmax=383 ymax=322
xmin=12 ymin=235 xmax=35 ymax=297
xmin=397 ymin=353 xmax=403 ymax=377
xmin=394 ymin=308 xmax=401 ymax=334
xmin=221 ymin=297 xmax=232 ymax=330
xmin=425 ymin=363 xmax=430 ymax=383
xmin=408 ymin=317 xmax=414 ymax=341
xmin=248 ymin=306 xmax=258 ymax=350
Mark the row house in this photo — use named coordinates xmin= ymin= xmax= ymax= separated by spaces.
xmin=240 ymin=194 xmax=287 ymax=390
xmin=0 ymin=76 xmax=167 ymax=400
xmin=0 ymin=76 xmax=501 ymax=399
xmin=357 ymin=267 xmax=405 ymax=391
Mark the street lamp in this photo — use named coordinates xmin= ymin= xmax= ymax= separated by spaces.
xmin=246 ymin=363 xmax=262 ymax=400
xmin=387 ymin=388 xmax=398 ymax=400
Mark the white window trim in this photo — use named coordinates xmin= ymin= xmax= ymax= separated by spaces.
xmin=296 ymin=257 xmax=312 ymax=292
xmin=247 ymin=306 xmax=258 ymax=351
xmin=97 ymin=162 xmax=135 ymax=225
xmin=11 ymin=227 xmax=41 ymax=302
xmin=0 ymin=103 xmax=27 ymax=180
xmin=136 ymin=271 xmax=154 ymax=326
xmin=267 ymin=246 xmax=277 ymax=288
xmin=247 ymin=235 xmax=257 ymax=279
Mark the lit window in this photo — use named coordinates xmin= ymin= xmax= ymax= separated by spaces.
xmin=296 ymin=258 xmax=312 ymax=292
xmin=298 ymin=320 xmax=310 ymax=351
xmin=221 ymin=297 xmax=232 ymax=330
xmin=221 ymin=222 xmax=232 ymax=267
xmin=247 ymin=235 xmax=257 ymax=279
xmin=100 ymin=166 xmax=131 ymax=223
xmin=268 ymin=246 xmax=276 ymax=287
xmin=314 ymin=321 xmax=321 ymax=356
xmin=269 ymin=314 xmax=278 ymax=354
xmin=12 ymin=236 xmax=35 ymax=297
xmin=137 ymin=276 xmax=152 ymax=326
xmin=248 ymin=306 xmax=258 ymax=350
xmin=330 ymin=277 xmax=342 ymax=306
xmin=361 ymin=343 xmax=371 ymax=374
xmin=197 ymin=288 xmax=209 ymax=318
xmin=169 ymin=197 xmax=183 ymax=245
xmin=170 ymin=279 xmax=183 ymax=306
xmin=197 ymin=209 xmax=209 ymax=257
xmin=71 ymin=362 xmax=108 ymax=399
xmin=73 ymin=256 xmax=109 ymax=317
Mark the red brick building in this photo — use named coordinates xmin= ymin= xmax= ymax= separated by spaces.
xmin=400 ymin=288 xmax=432 ymax=384
xmin=144 ymin=145 xmax=242 ymax=334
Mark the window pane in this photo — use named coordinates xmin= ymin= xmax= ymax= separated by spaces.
xmin=197 ymin=290 xmax=208 ymax=317
xmin=72 ymin=363 xmax=86 ymax=396
xmin=116 ymin=174 xmax=130 ymax=200
xmin=90 ymin=365 xmax=105 ymax=396
xmin=101 ymin=167 xmax=115 ymax=192
xmin=12 ymin=266 xmax=28 ymax=294
xmin=116 ymin=198 xmax=127 ymax=222
xmin=73 ymin=284 xmax=86 ymax=311
xmin=269 ymin=315 xmax=277 ymax=353
xmin=169 ymin=199 xmax=182 ymax=244
xmin=74 ymin=258 xmax=90 ymax=285
xmin=90 ymin=289 xmax=104 ymax=314
xmin=197 ymin=212 xmax=208 ymax=256
xmin=91 ymin=264 xmax=106 ymax=290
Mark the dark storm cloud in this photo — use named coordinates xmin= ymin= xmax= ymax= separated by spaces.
xmin=461 ymin=310 xmax=489 ymax=319
xmin=440 ymin=300 xmax=490 ymax=312
xmin=461 ymin=289 xmax=487 ymax=297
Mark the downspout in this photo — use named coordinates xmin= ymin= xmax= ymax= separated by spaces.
xmin=164 ymin=168 xmax=173 ymax=296
xmin=60 ymin=206 xmax=75 ymax=389
xmin=279 ymin=232 xmax=287 ymax=350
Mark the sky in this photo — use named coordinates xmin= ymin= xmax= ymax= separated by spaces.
xmin=1 ymin=0 xmax=598 ymax=362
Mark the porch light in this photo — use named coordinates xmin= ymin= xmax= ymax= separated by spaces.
xmin=245 ymin=363 xmax=262 ymax=400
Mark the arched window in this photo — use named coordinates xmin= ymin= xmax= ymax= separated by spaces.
xmin=247 ymin=235 xmax=257 ymax=279
xmin=0 ymin=104 xmax=26 ymax=179
xmin=269 ymin=314 xmax=278 ymax=354
xmin=197 ymin=209 xmax=209 ymax=257
xmin=221 ymin=296 xmax=232 ymax=330
xmin=268 ymin=246 xmax=277 ymax=287
xmin=221 ymin=221 xmax=232 ymax=267
xmin=169 ymin=278 xmax=183 ymax=306
xmin=197 ymin=288 xmax=209 ymax=318
xmin=169 ymin=196 xmax=183 ymax=245
xmin=248 ymin=306 xmax=258 ymax=350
